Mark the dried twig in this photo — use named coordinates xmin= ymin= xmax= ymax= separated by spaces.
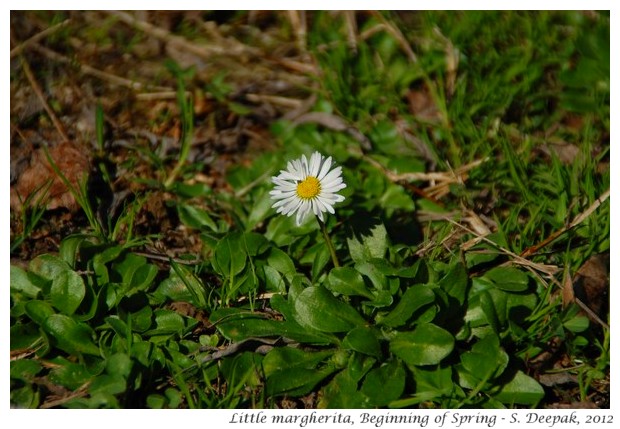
xmin=287 ymin=10 xmax=307 ymax=53
xmin=445 ymin=217 xmax=560 ymax=277
xmin=10 ymin=18 xmax=70 ymax=58
xmin=17 ymin=48 xmax=70 ymax=142
xmin=365 ymin=155 xmax=487 ymax=204
xmin=135 ymin=91 xmax=180 ymax=101
xmin=40 ymin=382 xmax=90 ymax=409
xmin=342 ymin=11 xmax=358 ymax=52
xmin=106 ymin=10 xmax=258 ymax=59
xmin=521 ymin=188 xmax=610 ymax=258
xmin=31 ymin=43 xmax=171 ymax=92
xmin=245 ymin=93 xmax=305 ymax=109
xmin=444 ymin=216 xmax=609 ymax=329
xmin=369 ymin=11 xmax=418 ymax=63
xmin=377 ymin=157 xmax=487 ymax=184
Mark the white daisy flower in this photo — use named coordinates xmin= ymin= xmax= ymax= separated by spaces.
xmin=270 ymin=152 xmax=347 ymax=226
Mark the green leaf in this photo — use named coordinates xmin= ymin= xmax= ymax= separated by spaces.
xmin=411 ymin=365 xmax=456 ymax=398
xmin=24 ymin=300 xmax=56 ymax=326
xmin=130 ymin=305 xmax=154 ymax=333
xmin=147 ymin=394 xmax=166 ymax=409
xmin=29 ymin=254 xmax=70 ymax=282
xmin=347 ymin=221 xmax=389 ymax=263
xmin=563 ymin=315 xmax=589 ymax=333
xmin=263 ymin=348 xmax=333 ymax=378
xmin=368 ymin=290 xmax=394 ymax=308
xmin=243 ymin=232 xmax=269 ymax=256
xmin=263 ymin=265 xmax=286 ymax=293
xmin=89 ymin=374 xmax=127 ymax=396
xmin=10 ymin=265 xmax=41 ymax=299
xmin=128 ymin=263 xmax=158 ymax=292
xmin=318 ymin=368 xmax=367 ymax=408
xmin=166 ymin=348 xmax=195 ymax=369
xmin=165 ymin=388 xmax=183 ymax=408
xmin=460 ymin=334 xmax=509 ymax=384
xmin=326 ymin=267 xmax=373 ymax=298
xmin=114 ymin=253 xmax=147 ymax=285
xmin=213 ymin=308 xmax=333 ymax=344
xmin=390 ymin=323 xmax=454 ymax=366
xmin=267 ymin=247 xmax=297 ymax=281
xmin=246 ymin=189 xmax=274 ymax=230
xmin=173 ymin=182 xmax=212 ymax=198
xmin=355 ymin=260 xmax=388 ymax=291
xmin=10 ymin=385 xmax=39 ymax=408
xmin=146 ymin=309 xmax=185 ymax=336
xmin=479 ymin=290 xmax=502 ymax=334
xmin=212 ymin=233 xmax=246 ymax=277
xmin=48 ymin=359 xmax=94 ymax=390
xmin=43 ymin=314 xmax=100 ymax=356
xmin=50 ymin=270 xmax=86 ymax=316
xmin=93 ymin=246 xmax=125 ymax=285
xmin=266 ymin=366 xmax=337 ymax=397
xmin=380 ymin=182 xmax=415 ymax=211
xmin=361 ymin=360 xmax=406 ymax=406
xmin=483 ymin=267 xmax=529 ymax=292
xmin=11 ymin=323 xmax=42 ymax=351
xmin=343 ymin=326 xmax=382 ymax=357
xmin=59 ymin=235 xmax=90 ymax=268
xmin=311 ymin=244 xmax=331 ymax=281
xmin=106 ymin=353 xmax=132 ymax=379
xmin=169 ymin=261 xmax=208 ymax=307
xmin=377 ymin=284 xmax=435 ymax=327
xmin=493 ymin=370 xmax=544 ymax=406
xmin=105 ymin=316 xmax=130 ymax=338
xmin=177 ymin=203 xmax=218 ymax=232
xmin=294 ymin=286 xmax=366 ymax=332
xmin=10 ymin=359 xmax=42 ymax=382
xmin=439 ymin=262 xmax=469 ymax=305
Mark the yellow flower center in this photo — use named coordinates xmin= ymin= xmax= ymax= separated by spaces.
xmin=296 ymin=176 xmax=321 ymax=199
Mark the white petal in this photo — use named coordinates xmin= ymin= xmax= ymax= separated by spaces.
xmin=272 ymin=195 xmax=296 ymax=208
xmin=316 ymin=196 xmax=335 ymax=213
xmin=309 ymin=152 xmax=321 ymax=177
xmin=277 ymin=170 xmax=301 ymax=182
xmin=321 ymin=166 xmax=342 ymax=185
xmin=321 ymin=185 xmax=346 ymax=195
xmin=270 ymin=190 xmax=297 ymax=200
xmin=291 ymin=159 xmax=303 ymax=177
xmin=316 ymin=156 xmax=332 ymax=180
xmin=271 ymin=180 xmax=297 ymax=190
xmin=296 ymin=201 xmax=310 ymax=225
xmin=321 ymin=180 xmax=345 ymax=191
xmin=300 ymin=155 xmax=310 ymax=177
xmin=311 ymin=198 xmax=321 ymax=216
xmin=286 ymin=198 xmax=304 ymax=215
xmin=315 ymin=205 xmax=325 ymax=222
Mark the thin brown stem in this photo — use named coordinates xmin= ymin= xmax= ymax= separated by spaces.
xmin=18 ymin=52 xmax=70 ymax=142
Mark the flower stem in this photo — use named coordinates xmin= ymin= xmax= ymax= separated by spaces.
xmin=318 ymin=218 xmax=340 ymax=268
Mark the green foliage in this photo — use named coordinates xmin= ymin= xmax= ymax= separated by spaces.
xmin=10 ymin=11 xmax=608 ymax=409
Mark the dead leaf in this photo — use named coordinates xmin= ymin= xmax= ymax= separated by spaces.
xmin=562 ymin=266 xmax=575 ymax=308
xmin=539 ymin=372 xmax=577 ymax=387
xmin=573 ymin=253 xmax=609 ymax=321
xmin=540 ymin=140 xmax=580 ymax=164
xmin=405 ymin=86 xmax=441 ymax=123
xmin=10 ymin=141 xmax=91 ymax=212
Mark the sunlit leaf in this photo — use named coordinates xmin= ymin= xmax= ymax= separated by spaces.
xmin=390 ymin=323 xmax=454 ymax=366
xmin=294 ymin=286 xmax=366 ymax=332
